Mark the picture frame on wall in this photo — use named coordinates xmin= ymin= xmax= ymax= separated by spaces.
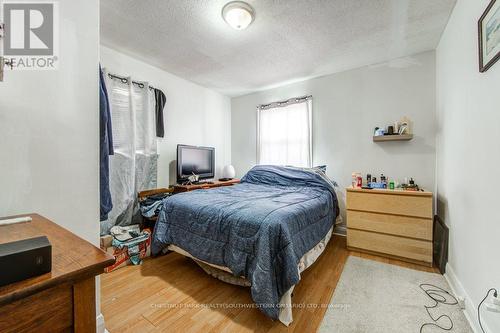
xmin=479 ymin=0 xmax=500 ymax=72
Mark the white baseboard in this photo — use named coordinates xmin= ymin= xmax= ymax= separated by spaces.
xmin=97 ymin=313 xmax=106 ymax=333
xmin=444 ymin=263 xmax=488 ymax=333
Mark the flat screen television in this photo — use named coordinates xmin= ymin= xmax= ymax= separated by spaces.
xmin=177 ymin=144 xmax=215 ymax=183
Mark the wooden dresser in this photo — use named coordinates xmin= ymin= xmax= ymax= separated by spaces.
xmin=0 ymin=214 xmax=115 ymax=333
xmin=346 ymin=188 xmax=433 ymax=266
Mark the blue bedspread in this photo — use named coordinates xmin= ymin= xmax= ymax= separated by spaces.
xmin=151 ymin=165 xmax=338 ymax=319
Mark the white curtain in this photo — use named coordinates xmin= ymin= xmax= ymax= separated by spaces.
xmin=257 ymin=98 xmax=312 ymax=167
xmin=101 ymin=71 xmax=158 ymax=235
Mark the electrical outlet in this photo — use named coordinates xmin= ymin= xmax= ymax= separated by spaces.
xmin=485 ymin=291 xmax=500 ymax=313
xmin=492 ymin=293 xmax=500 ymax=306
xmin=457 ymin=296 xmax=466 ymax=310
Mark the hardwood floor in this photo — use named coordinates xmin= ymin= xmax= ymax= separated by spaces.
xmin=101 ymin=235 xmax=438 ymax=332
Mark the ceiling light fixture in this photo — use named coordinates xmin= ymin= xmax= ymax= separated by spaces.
xmin=222 ymin=1 xmax=255 ymax=30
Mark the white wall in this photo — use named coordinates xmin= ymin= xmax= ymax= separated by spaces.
xmin=436 ymin=0 xmax=500 ymax=332
xmin=0 ymin=1 xmax=99 ymax=245
xmin=0 ymin=0 xmax=103 ymax=329
xmin=100 ymin=46 xmax=231 ymax=186
xmin=232 ymin=51 xmax=436 ymax=224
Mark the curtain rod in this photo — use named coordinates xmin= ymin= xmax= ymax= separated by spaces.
xmin=257 ymin=95 xmax=312 ymax=110
xmin=107 ymin=72 xmax=156 ymax=90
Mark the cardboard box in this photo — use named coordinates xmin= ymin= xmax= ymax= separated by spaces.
xmin=100 ymin=234 xmax=112 ymax=249
xmin=100 ymin=229 xmax=151 ymax=273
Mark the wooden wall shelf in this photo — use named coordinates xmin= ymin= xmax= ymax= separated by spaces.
xmin=373 ymin=134 xmax=413 ymax=142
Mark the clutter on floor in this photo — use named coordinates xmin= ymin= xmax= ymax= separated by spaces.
xmin=101 ymin=225 xmax=151 ymax=273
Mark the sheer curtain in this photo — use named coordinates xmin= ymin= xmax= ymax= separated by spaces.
xmin=257 ymin=97 xmax=312 ymax=167
xmin=101 ymin=71 xmax=158 ymax=235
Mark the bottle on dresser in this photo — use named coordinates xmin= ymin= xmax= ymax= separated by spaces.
xmin=352 ymin=172 xmax=363 ymax=188
xmin=380 ymin=174 xmax=387 ymax=188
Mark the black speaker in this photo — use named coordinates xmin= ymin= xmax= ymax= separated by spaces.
xmin=0 ymin=236 xmax=52 ymax=286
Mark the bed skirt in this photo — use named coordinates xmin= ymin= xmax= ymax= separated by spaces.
xmin=167 ymin=226 xmax=333 ymax=326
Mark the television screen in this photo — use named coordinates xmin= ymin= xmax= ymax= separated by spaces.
xmin=177 ymin=145 xmax=215 ymax=182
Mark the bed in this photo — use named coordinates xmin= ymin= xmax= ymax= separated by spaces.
xmin=151 ymin=165 xmax=339 ymax=325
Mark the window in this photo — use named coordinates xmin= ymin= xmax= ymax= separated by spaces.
xmin=108 ymin=82 xmax=157 ymax=156
xmin=257 ymin=96 xmax=312 ymax=167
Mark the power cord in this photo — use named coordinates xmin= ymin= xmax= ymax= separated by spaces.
xmin=478 ymin=288 xmax=498 ymax=333
xmin=419 ymin=283 xmax=458 ymax=333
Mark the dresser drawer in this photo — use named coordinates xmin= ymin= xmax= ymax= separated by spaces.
xmin=347 ymin=210 xmax=432 ymax=240
xmin=346 ymin=191 xmax=432 ymax=218
xmin=347 ymin=229 xmax=432 ymax=264
xmin=0 ymin=284 xmax=73 ymax=333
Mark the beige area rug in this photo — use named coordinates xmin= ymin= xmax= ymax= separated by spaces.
xmin=319 ymin=256 xmax=472 ymax=333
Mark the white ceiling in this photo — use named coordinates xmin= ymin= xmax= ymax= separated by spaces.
xmin=100 ymin=0 xmax=456 ymax=97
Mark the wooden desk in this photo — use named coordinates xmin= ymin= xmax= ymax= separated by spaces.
xmin=173 ymin=179 xmax=240 ymax=193
xmin=346 ymin=187 xmax=433 ymax=267
xmin=0 ymin=214 xmax=115 ymax=333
